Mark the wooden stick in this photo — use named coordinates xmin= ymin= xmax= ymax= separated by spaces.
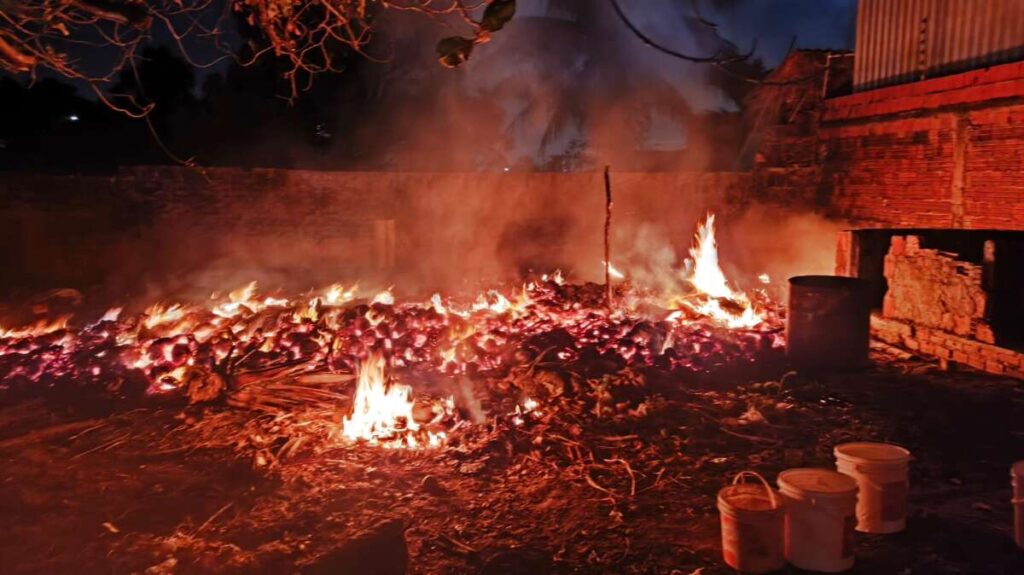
xmin=603 ymin=165 xmax=613 ymax=310
xmin=195 ymin=502 xmax=234 ymax=534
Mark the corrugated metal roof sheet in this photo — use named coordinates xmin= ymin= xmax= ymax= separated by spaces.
xmin=854 ymin=0 xmax=1024 ymax=91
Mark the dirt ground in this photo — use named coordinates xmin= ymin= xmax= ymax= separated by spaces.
xmin=1 ymin=350 xmax=1022 ymax=574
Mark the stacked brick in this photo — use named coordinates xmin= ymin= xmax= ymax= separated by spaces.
xmin=874 ymin=235 xmax=1023 ymax=377
xmin=881 ymin=235 xmax=991 ymax=341
xmin=753 ymin=57 xmax=1024 ymax=228
xmin=873 ymin=314 xmax=1024 ymax=378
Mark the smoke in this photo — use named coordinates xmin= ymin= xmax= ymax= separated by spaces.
xmin=325 ymin=0 xmax=743 ymax=172
xmin=717 ymin=206 xmax=846 ymax=300
xmin=604 ymin=201 xmax=845 ymax=302
xmin=0 ymin=2 xmax=855 ymax=314
xmin=0 ymin=170 xmax=845 ymax=315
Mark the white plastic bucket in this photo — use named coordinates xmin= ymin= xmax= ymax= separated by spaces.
xmin=834 ymin=442 xmax=911 ymax=534
xmin=717 ymin=471 xmax=785 ymax=574
xmin=1013 ymin=461 xmax=1024 ymax=550
xmin=778 ymin=468 xmax=858 ymax=573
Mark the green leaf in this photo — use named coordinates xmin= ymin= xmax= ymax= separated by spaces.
xmin=436 ymin=36 xmax=475 ymax=68
xmin=480 ymin=0 xmax=516 ymax=32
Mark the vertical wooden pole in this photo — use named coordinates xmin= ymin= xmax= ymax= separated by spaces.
xmin=604 ymin=165 xmax=613 ymax=310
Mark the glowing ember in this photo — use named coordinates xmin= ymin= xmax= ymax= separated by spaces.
xmin=512 ymin=397 xmax=541 ymax=426
xmin=342 ymin=353 xmax=444 ymax=448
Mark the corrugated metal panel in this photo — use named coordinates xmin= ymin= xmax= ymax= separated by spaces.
xmin=854 ymin=0 xmax=1024 ymax=91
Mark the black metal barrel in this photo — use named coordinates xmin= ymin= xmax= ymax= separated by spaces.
xmin=787 ymin=275 xmax=870 ymax=371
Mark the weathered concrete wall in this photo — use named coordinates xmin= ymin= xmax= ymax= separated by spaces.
xmin=0 ymin=167 xmax=752 ymax=300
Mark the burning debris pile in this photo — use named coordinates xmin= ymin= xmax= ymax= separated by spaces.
xmin=13 ymin=214 xmax=1016 ymax=575
xmin=0 ymin=215 xmax=783 ymax=457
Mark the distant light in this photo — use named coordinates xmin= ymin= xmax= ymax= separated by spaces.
xmin=503 ymin=167 xmax=510 ymax=172
xmin=67 ymin=114 xmax=79 ymax=122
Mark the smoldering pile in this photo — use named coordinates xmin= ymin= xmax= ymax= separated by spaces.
xmin=0 ymin=275 xmax=781 ymax=407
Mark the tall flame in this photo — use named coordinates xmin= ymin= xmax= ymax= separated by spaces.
xmin=688 ymin=214 xmax=733 ymax=299
xmin=342 ymin=353 xmax=442 ymax=448
xmin=677 ymin=213 xmax=763 ymax=329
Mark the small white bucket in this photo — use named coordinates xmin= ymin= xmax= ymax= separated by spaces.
xmin=834 ymin=442 xmax=911 ymax=534
xmin=778 ymin=468 xmax=858 ymax=573
xmin=717 ymin=471 xmax=785 ymax=574
xmin=1013 ymin=461 xmax=1024 ymax=550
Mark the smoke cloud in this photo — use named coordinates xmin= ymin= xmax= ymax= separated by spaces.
xmin=0 ymin=1 xmax=854 ymax=316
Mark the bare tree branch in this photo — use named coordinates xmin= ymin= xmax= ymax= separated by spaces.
xmin=0 ymin=0 xmax=489 ymax=114
xmin=607 ymin=0 xmax=755 ymax=64
xmin=608 ymin=0 xmax=833 ymax=89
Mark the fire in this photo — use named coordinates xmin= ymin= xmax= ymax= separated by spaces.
xmin=688 ymin=214 xmax=733 ymax=298
xmin=99 ymin=307 xmax=122 ymax=322
xmin=471 ymin=287 xmax=532 ymax=316
xmin=212 ymin=281 xmax=290 ymax=318
xmin=604 ymin=261 xmax=625 ymax=280
xmin=342 ymin=353 xmax=444 ymax=448
xmin=143 ymin=303 xmax=185 ymax=329
xmin=0 ymin=316 xmax=71 ymax=339
xmin=371 ymin=289 xmax=395 ymax=306
xmin=0 ymin=210 xmax=783 ymax=447
xmin=672 ymin=213 xmax=763 ymax=329
xmin=324 ymin=283 xmax=357 ymax=306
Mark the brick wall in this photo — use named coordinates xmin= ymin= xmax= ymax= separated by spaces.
xmin=752 ymin=50 xmax=851 ymax=208
xmin=872 ymin=315 xmax=1024 ymax=378
xmin=0 ymin=167 xmax=752 ymax=300
xmin=765 ymin=58 xmax=1024 ymax=378
xmin=756 ymin=59 xmax=1024 ymax=229
xmin=863 ymin=230 xmax=1024 ymax=378
xmin=881 ymin=235 xmax=993 ymax=343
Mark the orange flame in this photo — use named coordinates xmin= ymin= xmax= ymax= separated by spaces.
xmin=143 ymin=303 xmax=188 ymax=330
xmin=0 ymin=316 xmax=71 ymax=339
xmin=673 ymin=213 xmax=763 ymax=329
xmin=603 ymin=261 xmax=625 ymax=280
xmin=342 ymin=353 xmax=444 ymax=448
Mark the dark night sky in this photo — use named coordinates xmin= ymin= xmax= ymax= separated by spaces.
xmin=2 ymin=0 xmax=859 ymax=171
xmin=579 ymin=0 xmax=856 ymax=111
xmin=711 ymin=0 xmax=857 ymax=65
xmin=47 ymin=0 xmax=858 ymax=99
xmin=600 ymin=0 xmax=856 ymax=67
